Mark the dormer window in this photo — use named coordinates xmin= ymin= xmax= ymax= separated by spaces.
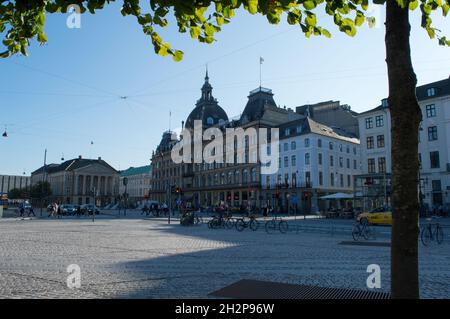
xmin=206 ymin=117 xmax=214 ymax=125
xmin=218 ymin=119 xmax=225 ymax=126
xmin=427 ymin=87 xmax=436 ymax=97
xmin=381 ymin=98 xmax=389 ymax=107
xmin=285 ymin=128 xmax=290 ymax=136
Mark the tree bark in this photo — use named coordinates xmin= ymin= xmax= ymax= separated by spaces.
xmin=385 ymin=0 xmax=421 ymax=299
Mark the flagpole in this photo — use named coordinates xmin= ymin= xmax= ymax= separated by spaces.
xmin=259 ymin=58 xmax=262 ymax=88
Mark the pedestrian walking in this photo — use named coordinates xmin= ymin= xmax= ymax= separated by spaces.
xmin=28 ymin=206 xmax=36 ymax=217
xmin=19 ymin=205 xmax=25 ymax=218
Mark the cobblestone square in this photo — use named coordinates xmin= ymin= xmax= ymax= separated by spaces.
xmin=0 ymin=215 xmax=449 ymax=299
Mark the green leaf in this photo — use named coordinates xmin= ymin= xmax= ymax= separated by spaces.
xmin=443 ymin=3 xmax=450 ymax=16
xmin=172 ymin=50 xmax=183 ymax=62
xmin=321 ymin=28 xmax=331 ymax=38
xmin=303 ymin=1 xmax=317 ymax=10
xmin=355 ymin=12 xmax=365 ymax=27
xmin=190 ymin=26 xmax=201 ymax=39
xmin=247 ymin=0 xmax=258 ymax=14
xmin=409 ymin=0 xmax=419 ymax=11
xmin=305 ymin=12 xmax=317 ymax=27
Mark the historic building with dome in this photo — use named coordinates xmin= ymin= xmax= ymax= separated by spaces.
xmin=150 ymin=70 xmax=363 ymax=213
xmin=150 ymin=71 xmax=303 ymax=209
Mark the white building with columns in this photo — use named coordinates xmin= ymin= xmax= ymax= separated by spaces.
xmin=31 ymin=156 xmax=119 ymax=206
xmin=262 ymin=117 xmax=361 ymax=214
xmin=0 ymin=174 xmax=31 ymax=195
xmin=356 ymin=76 xmax=450 ymax=211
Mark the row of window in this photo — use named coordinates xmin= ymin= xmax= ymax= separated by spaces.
xmin=365 ymin=115 xmax=384 ymax=129
xmin=192 ymin=169 xmax=259 ymax=188
xmin=367 ymin=157 xmax=386 ymax=174
xmin=366 ymin=135 xmax=385 ymax=149
xmin=269 ymin=172 xmax=353 ymax=188
xmin=279 ymin=154 xmax=358 ymax=170
xmin=368 ymin=151 xmax=442 ymax=173
xmin=280 ymin=139 xmax=358 ymax=154
xmin=365 ymin=104 xmax=437 ymax=131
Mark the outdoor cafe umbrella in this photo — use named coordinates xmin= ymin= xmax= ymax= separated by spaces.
xmin=319 ymin=192 xmax=354 ymax=200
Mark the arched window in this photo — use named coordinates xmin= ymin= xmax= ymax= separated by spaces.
xmin=207 ymin=175 xmax=212 ymax=186
xmin=235 ymin=170 xmax=240 ymax=184
xmin=207 ymin=117 xmax=214 ymax=125
xmin=243 ymin=169 xmax=249 ymax=183
xmin=218 ymin=119 xmax=225 ymax=126
xmin=221 ymin=173 xmax=225 ymax=185
xmin=228 ymin=171 xmax=233 ymax=184
xmin=251 ymin=168 xmax=257 ymax=182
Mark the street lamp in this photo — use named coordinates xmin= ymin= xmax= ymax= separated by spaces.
xmin=122 ymin=177 xmax=128 ymax=217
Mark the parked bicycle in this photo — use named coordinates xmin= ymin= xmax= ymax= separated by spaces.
xmin=352 ymin=221 xmax=375 ymax=241
xmin=235 ymin=215 xmax=259 ymax=232
xmin=265 ymin=217 xmax=288 ymax=234
xmin=194 ymin=213 xmax=203 ymax=226
xmin=421 ymin=221 xmax=444 ymax=246
xmin=208 ymin=215 xmax=226 ymax=229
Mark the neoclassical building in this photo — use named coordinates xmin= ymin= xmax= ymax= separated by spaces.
xmin=31 ymin=156 xmax=119 ymax=206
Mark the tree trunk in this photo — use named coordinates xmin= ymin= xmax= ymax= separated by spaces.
xmin=385 ymin=0 xmax=421 ymax=299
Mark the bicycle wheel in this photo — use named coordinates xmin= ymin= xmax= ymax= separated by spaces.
xmin=436 ymin=225 xmax=444 ymax=244
xmin=362 ymin=225 xmax=372 ymax=240
xmin=279 ymin=221 xmax=288 ymax=234
xmin=249 ymin=220 xmax=259 ymax=231
xmin=236 ymin=219 xmax=245 ymax=232
xmin=265 ymin=220 xmax=276 ymax=234
xmin=225 ymin=219 xmax=234 ymax=229
xmin=421 ymin=226 xmax=432 ymax=246
xmin=352 ymin=224 xmax=361 ymax=241
xmin=360 ymin=218 xmax=369 ymax=226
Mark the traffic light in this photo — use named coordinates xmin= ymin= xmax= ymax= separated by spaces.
xmin=227 ymin=194 xmax=232 ymax=201
xmin=303 ymin=192 xmax=310 ymax=201
xmin=275 ymin=191 xmax=280 ymax=199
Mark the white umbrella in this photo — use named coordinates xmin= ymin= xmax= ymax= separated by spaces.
xmin=320 ymin=192 xmax=354 ymax=200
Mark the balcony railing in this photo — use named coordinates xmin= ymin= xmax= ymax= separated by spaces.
xmin=269 ymin=182 xmax=312 ymax=190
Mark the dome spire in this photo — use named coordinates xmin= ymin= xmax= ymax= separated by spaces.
xmin=201 ymin=66 xmax=213 ymax=101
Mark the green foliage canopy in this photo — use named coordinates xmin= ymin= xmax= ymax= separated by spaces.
xmin=1 ymin=1 xmax=449 ymax=61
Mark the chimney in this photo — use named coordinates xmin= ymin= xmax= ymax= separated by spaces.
xmin=98 ymin=157 xmax=102 ymax=161
xmin=78 ymin=155 xmax=82 ymax=159
xmin=181 ymin=121 xmax=185 ymax=130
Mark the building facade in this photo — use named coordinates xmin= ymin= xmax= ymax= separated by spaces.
xmin=31 ymin=156 xmax=120 ymax=206
xmin=151 ymin=131 xmax=181 ymax=205
xmin=296 ymin=100 xmax=360 ymax=137
xmin=261 ymin=118 xmax=361 ymax=213
xmin=356 ymin=77 xmax=450 ymax=211
xmin=119 ymin=165 xmax=152 ymax=204
xmin=150 ymin=72 xmax=302 ymax=210
xmin=0 ymin=174 xmax=31 ymax=195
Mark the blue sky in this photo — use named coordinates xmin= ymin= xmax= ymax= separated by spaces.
xmin=1 ymin=3 xmax=449 ymax=176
